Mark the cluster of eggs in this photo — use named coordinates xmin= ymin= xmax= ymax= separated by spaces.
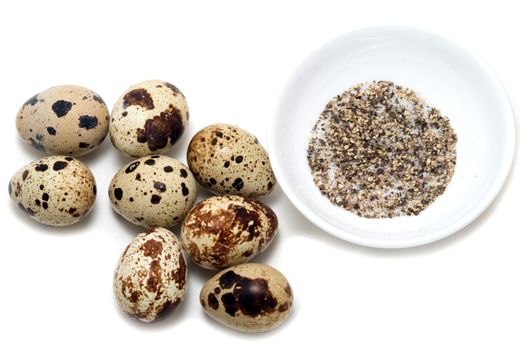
xmin=9 ymin=81 xmax=292 ymax=333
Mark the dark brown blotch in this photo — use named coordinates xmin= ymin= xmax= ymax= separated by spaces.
xmin=123 ymin=88 xmax=154 ymax=110
xmin=52 ymin=100 xmax=72 ymax=117
xmin=53 ymin=161 xmax=68 ymax=171
xmin=136 ymin=105 xmax=184 ymax=151
xmin=154 ymin=181 xmax=166 ymax=192
xmin=181 ymin=183 xmax=189 ymax=196
xmin=218 ymin=270 xmax=278 ymax=317
xmin=208 ymin=293 xmax=219 ymax=310
xmin=78 ymin=115 xmax=98 ymax=130
xmin=141 ymin=239 xmax=163 ymax=258
xmin=146 ymin=260 xmax=161 ymax=293
xmin=22 ymin=170 xmax=29 ymax=181
xmin=171 ymin=253 xmax=187 ymax=289
xmin=35 ymin=164 xmax=48 ymax=172
xmin=232 ymin=178 xmax=244 ymax=191
xmin=151 ymin=194 xmax=161 ymax=204
xmin=219 ymin=270 xmax=240 ymax=289
xmin=221 ymin=293 xmax=238 ymax=316
xmin=242 ymin=250 xmax=253 ymax=257
xmin=125 ymin=161 xmax=140 ymax=174
xmin=114 ymin=188 xmax=123 ymax=200
xmin=230 ymin=204 xmax=261 ymax=241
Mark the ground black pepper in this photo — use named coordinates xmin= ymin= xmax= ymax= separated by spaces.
xmin=307 ymin=81 xmax=457 ymax=218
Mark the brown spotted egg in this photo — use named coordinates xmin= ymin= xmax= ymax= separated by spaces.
xmin=114 ymin=227 xmax=187 ymax=322
xmin=110 ymin=80 xmax=189 ymax=158
xmin=16 ymin=85 xmax=109 ymax=156
xmin=187 ymin=124 xmax=276 ymax=197
xmin=181 ymin=195 xmax=278 ymax=270
xmin=8 ymin=156 xmax=96 ymax=226
xmin=109 ymin=155 xmax=197 ymax=227
xmin=200 ymin=263 xmax=293 ymax=332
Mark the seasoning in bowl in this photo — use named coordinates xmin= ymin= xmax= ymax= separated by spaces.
xmin=307 ymin=80 xmax=457 ymax=218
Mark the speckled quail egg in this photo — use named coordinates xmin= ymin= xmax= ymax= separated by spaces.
xmin=109 ymin=155 xmax=197 ymax=227
xmin=110 ymin=80 xmax=189 ymax=158
xmin=187 ymin=124 xmax=276 ymax=197
xmin=114 ymin=227 xmax=187 ymax=323
xmin=16 ymin=85 xmax=109 ymax=156
xmin=200 ymin=263 xmax=293 ymax=332
xmin=9 ymin=156 xmax=96 ymax=226
xmin=181 ymin=195 xmax=278 ymax=270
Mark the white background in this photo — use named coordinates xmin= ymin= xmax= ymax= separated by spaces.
xmin=0 ymin=1 xmax=525 ymax=349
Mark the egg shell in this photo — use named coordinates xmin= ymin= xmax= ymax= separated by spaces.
xmin=8 ymin=156 xmax=96 ymax=226
xmin=110 ymin=80 xmax=189 ymax=158
xmin=16 ymin=85 xmax=109 ymax=157
xmin=200 ymin=263 xmax=293 ymax=332
xmin=108 ymin=155 xmax=197 ymax=227
xmin=187 ymin=124 xmax=276 ymax=197
xmin=114 ymin=227 xmax=188 ymax=322
xmin=181 ymin=195 xmax=278 ymax=269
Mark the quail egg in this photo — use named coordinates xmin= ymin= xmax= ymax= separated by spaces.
xmin=200 ymin=263 xmax=293 ymax=332
xmin=110 ymin=80 xmax=189 ymax=157
xmin=187 ymin=124 xmax=276 ymax=197
xmin=114 ymin=227 xmax=187 ymax=322
xmin=16 ymin=85 xmax=109 ymax=156
xmin=9 ymin=156 xmax=96 ymax=226
xmin=181 ymin=195 xmax=278 ymax=269
xmin=108 ymin=155 xmax=197 ymax=227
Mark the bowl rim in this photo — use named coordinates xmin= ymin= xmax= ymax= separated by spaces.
xmin=267 ymin=25 xmax=516 ymax=249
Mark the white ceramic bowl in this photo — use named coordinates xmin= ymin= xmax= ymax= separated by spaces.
xmin=268 ymin=26 xmax=515 ymax=248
